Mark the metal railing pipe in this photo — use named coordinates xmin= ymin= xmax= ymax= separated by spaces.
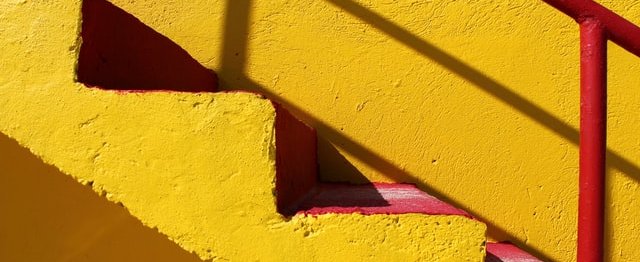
xmin=578 ymin=18 xmax=606 ymax=262
xmin=543 ymin=0 xmax=640 ymax=57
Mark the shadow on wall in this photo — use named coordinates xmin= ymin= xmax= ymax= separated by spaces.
xmin=61 ymin=0 xmax=637 ymax=260
xmin=77 ymin=0 xmax=217 ymax=92
xmin=216 ymin=0 xmax=640 ymax=260
xmin=0 ymin=132 xmax=203 ymax=262
xmin=215 ymin=0 xmax=580 ymax=261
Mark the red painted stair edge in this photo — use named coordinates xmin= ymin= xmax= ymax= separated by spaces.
xmin=486 ymin=242 xmax=543 ymax=262
xmin=295 ymin=182 xmax=471 ymax=217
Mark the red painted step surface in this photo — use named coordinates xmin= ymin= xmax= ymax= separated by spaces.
xmin=486 ymin=242 xmax=542 ymax=262
xmin=295 ymin=183 xmax=470 ymax=217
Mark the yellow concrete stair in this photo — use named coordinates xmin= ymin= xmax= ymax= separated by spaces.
xmin=0 ymin=88 xmax=486 ymax=260
xmin=0 ymin=91 xmax=487 ymax=260
xmin=1 ymin=0 xmax=489 ymax=260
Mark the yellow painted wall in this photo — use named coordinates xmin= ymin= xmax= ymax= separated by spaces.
xmin=103 ymin=1 xmax=640 ymax=261
xmin=2 ymin=0 xmax=640 ymax=261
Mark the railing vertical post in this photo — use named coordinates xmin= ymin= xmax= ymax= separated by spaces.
xmin=578 ymin=18 xmax=606 ymax=262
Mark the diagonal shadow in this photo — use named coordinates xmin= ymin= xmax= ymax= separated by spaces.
xmin=316 ymin=2 xmax=640 ymax=259
xmin=217 ymin=0 xmax=562 ymax=260
xmin=0 ymin=132 xmax=203 ymax=262
xmin=224 ymin=75 xmax=557 ymax=261
xmin=78 ymin=0 xmax=218 ymax=92
xmin=321 ymin=0 xmax=640 ymax=179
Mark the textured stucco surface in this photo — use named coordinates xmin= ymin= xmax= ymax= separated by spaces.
xmin=3 ymin=0 xmax=640 ymax=261
xmin=0 ymin=1 xmax=486 ymax=261
xmin=88 ymin=0 xmax=640 ymax=261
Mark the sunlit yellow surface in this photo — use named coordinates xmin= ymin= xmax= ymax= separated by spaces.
xmin=106 ymin=0 xmax=640 ymax=261
xmin=0 ymin=1 xmax=485 ymax=261
xmin=3 ymin=0 xmax=640 ymax=261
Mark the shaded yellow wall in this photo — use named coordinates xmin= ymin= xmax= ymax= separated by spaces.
xmin=103 ymin=0 xmax=640 ymax=261
xmin=0 ymin=133 xmax=203 ymax=262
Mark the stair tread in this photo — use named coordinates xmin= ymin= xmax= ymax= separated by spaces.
xmin=486 ymin=242 xmax=542 ymax=262
xmin=296 ymin=183 xmax=470 ymax=217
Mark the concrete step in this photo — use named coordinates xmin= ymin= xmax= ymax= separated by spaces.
xmin=0 ymin=89 xmax=486 ymax=261
xmin=294 ymin=183 xmax=543 ymax=261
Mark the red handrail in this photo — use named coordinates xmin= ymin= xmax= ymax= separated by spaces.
xmin=544 ymin=0 xmax=640 ymax=56
xmin=542 ymin=1 xmax=640 ymax=261
xmin=578 ymin=18 xmax=606 ymax=262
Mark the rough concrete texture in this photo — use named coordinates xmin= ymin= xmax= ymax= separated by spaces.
xmin=0 ymin=1 xmax=486 ymax=261
xmin=3 ymin=0 xmax=640 ymax=261
xmin=80 ymin=0 xmax=640 ymax=261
